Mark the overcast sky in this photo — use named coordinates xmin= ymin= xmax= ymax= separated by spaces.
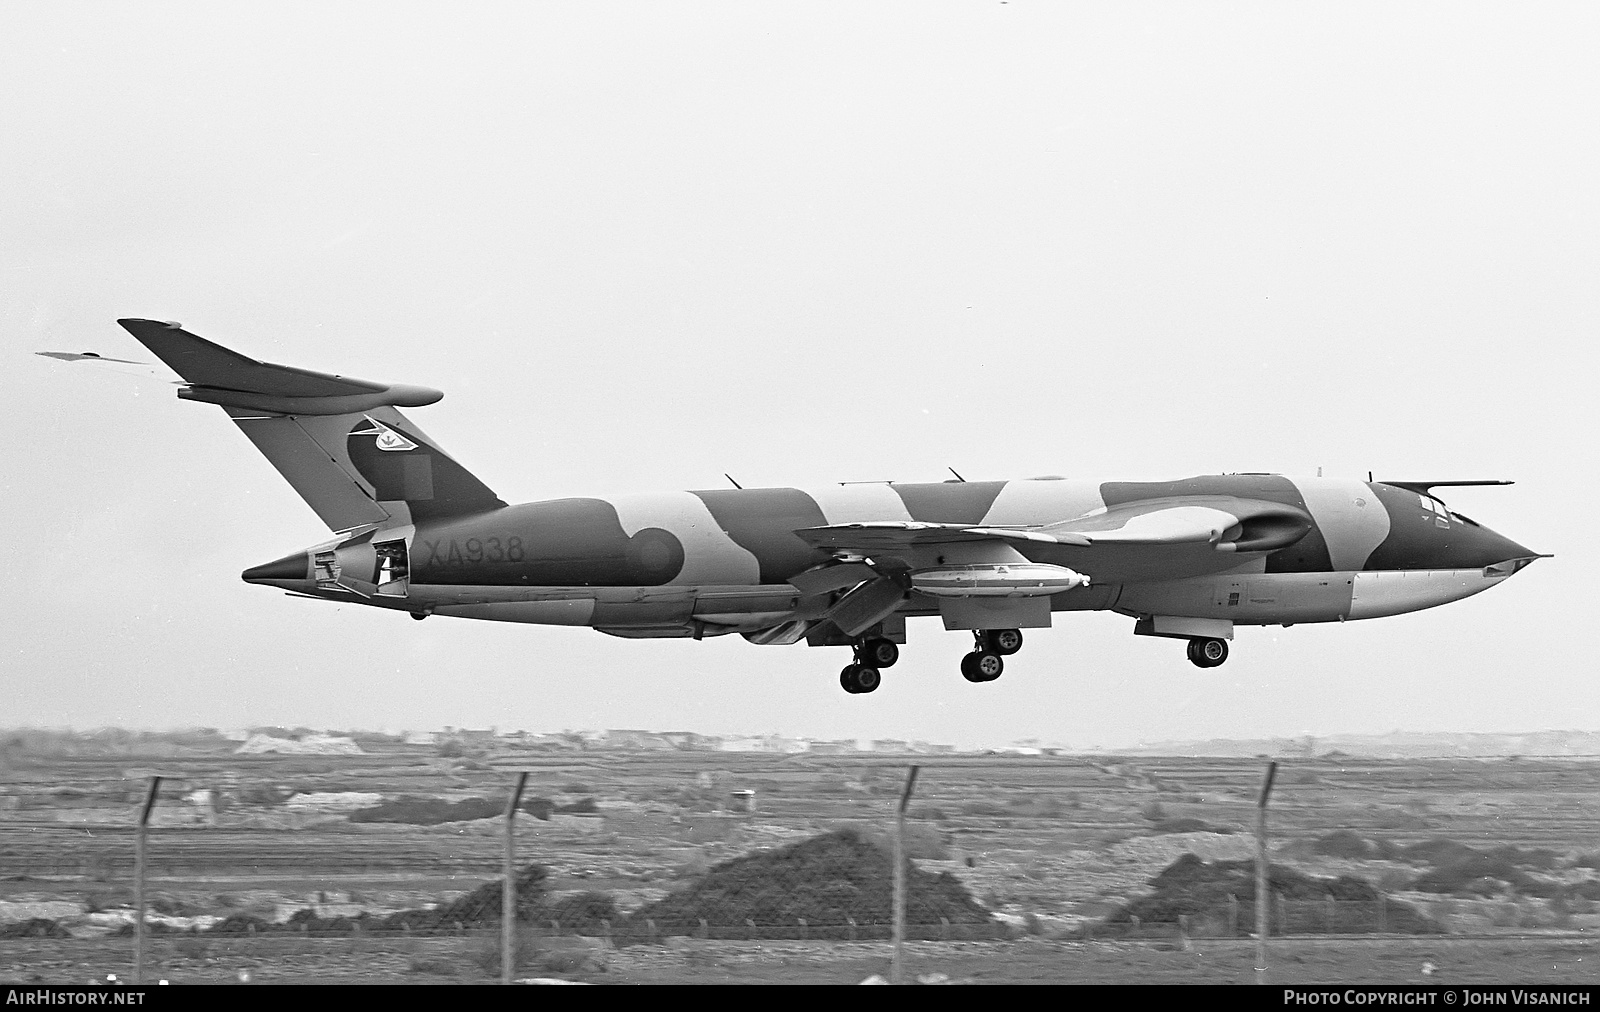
xmin=3 ymin=2 xmax=1594 ymax=748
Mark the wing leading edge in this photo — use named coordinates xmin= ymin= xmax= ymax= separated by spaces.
xmin=794 ymin=496 xmax=1312 ymax=556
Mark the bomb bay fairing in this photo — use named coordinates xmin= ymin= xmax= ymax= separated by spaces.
xmin=114 ymin=319 xmax=1544 ymax=695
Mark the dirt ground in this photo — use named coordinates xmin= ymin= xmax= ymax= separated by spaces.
xmin=8 ymin=748 xmax=1600 ymax=986
xmin=4 ymin=935 xmax=1596 ymax=985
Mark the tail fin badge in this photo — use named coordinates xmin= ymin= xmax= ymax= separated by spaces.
xmin=351 ymin=416 xmax=418 ymax=452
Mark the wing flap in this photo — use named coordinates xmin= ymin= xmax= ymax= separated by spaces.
xmin=787 ymin=561 xmax=879 ymax=595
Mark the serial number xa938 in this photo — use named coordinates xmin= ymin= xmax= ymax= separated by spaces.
xmin=419 ymin=537 xmax=525 ymax=566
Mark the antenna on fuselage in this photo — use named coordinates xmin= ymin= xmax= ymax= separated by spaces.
xmin=724 ymin=474 xmax=743 ymax=489
xmin=947 ymin=467 xmax=967 ymax=483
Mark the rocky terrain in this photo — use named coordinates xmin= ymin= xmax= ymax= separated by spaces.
xmin=3 ymin=729 xmax=1599 ymax=983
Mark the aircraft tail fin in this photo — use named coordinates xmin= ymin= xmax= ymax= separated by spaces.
xmin=118 ymin=319 xmax=505 ymax=532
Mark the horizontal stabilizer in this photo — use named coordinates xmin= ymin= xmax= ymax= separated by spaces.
xmin=114 ymin=318 xmax=503 ymax=530
xmin=117 ymin=319 xmax=443 ymax=415
xmin=36 ymin=350 xmax=147 ymax=364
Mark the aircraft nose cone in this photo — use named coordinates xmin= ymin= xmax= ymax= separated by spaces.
xmin=1455 ymin=521 xmax=1541 ymax=569
xmin=242 ymin=552 xmax=309 ymax=584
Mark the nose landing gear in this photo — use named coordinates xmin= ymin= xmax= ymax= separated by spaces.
xmin=1187 ymin=637 xmax=1229 ymax=668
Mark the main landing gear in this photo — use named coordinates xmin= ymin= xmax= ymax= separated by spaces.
xmin=840 ymin=636 xmax=898 ymax=694
xmin=837 ymin=630 xmax=1025 ymax=693
xmin=840 ymin=664 xmax=880 ymax=694
xmin=960 ymin=628 xmax=1022 ymax=683
xmin=1186 ymin=637 xmax=1229 ymax=668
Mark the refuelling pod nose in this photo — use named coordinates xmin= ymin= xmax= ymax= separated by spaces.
xmin=242 ymin=551 xmax=310 ymax=585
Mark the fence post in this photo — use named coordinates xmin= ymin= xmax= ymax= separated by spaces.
xmin=1254 ymin=761 xmax=1278 ymax=986
xmin=1229 ymin=894 xmax=1238 ymax=937
xmin=892 ymin=764 xmax=920 ymax=986
xmin=1326 ymin=894 xmax=1335 ymax=934
xmin=133 ymin=776 xmax=161 ymax=985
xmin=1377 ymin=895 xmax=1386 ymax=934
xmin=502 ymin=772 xmax=528 ymax=986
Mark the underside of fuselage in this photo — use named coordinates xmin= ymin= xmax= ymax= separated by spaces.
xmin=243 ymin=474 xmax=1545 ymax=690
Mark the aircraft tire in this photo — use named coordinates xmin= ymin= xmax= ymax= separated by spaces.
xmin=859 ymin=637 xmax=899 ymax=668
xmin=986 ymin=629 xmax=1024 ymax=656
xmin=1201 ymin=638 xmax=1228 ymax=666
xmin=960 ymin=651 xmax=1003 ymax=683
xmin=1187 ymin=638 xmax=1228 ymax=668
xmin=841 ymin=664 xmax=881 ymax=694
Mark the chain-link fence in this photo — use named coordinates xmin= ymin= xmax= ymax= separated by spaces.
xmin=4 ymin=738 xmax=1599 ymax=984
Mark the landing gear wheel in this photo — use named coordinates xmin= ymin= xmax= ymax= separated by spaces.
xmin=986 ymin=629 xmax=1024 ymax=656
xmin=960 ymin=650 xmax=1004 ymax=683
xmin=858 ymin=637 xmax=900 ymax=669
xmin=1187 ymin=638 xmax=1229 ymax=668
xmin=840 ymin=664 xmax=881 ymax=694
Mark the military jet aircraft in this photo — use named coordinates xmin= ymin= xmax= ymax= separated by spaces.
xmin=106 ymin=319 xmax=1545 ymax=695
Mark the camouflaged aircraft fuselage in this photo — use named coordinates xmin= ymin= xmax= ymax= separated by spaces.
xmin=112 ymin=319 xmax=1545 ymax=683
xmin=245 ymin=473 xmax=1537 ymax=635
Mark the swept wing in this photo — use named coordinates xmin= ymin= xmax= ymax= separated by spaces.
xmin=795 ymin=495 xmax=1312 ymax=556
